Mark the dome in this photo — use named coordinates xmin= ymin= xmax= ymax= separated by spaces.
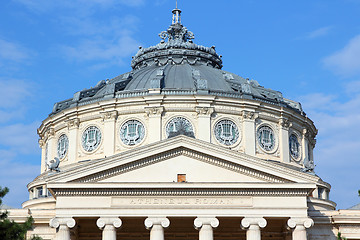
xmin=51 ymin=8 xmax=303 ymax=116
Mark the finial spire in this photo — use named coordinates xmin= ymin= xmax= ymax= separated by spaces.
xmin=172 ymin=0 xmax=181 ymax=24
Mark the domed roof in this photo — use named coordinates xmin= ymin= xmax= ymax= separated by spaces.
xmin=51 ymin=8 xmax=303 ymax=116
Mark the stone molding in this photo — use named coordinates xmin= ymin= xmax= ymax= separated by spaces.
xmin=194 ymin=217 xmax=219 ymax=229
xmin=49 ymin=217 xmax=76 ymax=229
xmin=96 ymin=217 xmax=122 ymax=229
xmin=144 ymin=217 xmax=170 ymax=229
xmin=51 ymin=187 xmax=310 ymax=197
xmin=241 ymin=217 xmax=267 ymax=229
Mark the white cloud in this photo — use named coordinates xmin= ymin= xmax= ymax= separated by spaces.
xmin=304 ymin=26 xmax=333 ymax=39
xmin=61 ymin=33 xmax=140 ymax=65
xmin=0 ymin=160 xmax=39 ymax=208
xmin=0 ymin=39 xmax=31 ymax=62
xmin=0 ymin=122 xmax=40 ymax=154
xmin=299 ymin=90 xmax=360 ymax=208
xmin=15 ymin=0 xmax=145 ymax=13
xmin=323 ymin=34 xmax=360 ymax=77
xmin=0 ymin=79 xmax=32 ymax=108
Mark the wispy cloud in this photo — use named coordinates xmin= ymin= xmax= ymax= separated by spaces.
xmin=0 ymin=39 xmax=31 ymax=62
xmin=61 ymin=32 xmax=140 ymax=65
xmin=304 ymin=26 xmax=333 ymax=40
xmin=15 ymin=0 xmax=145 ymax=13
xmin=298 ymin=89 xmax=360 ymax=208
xmin=323 ymin=34 xmax=360 ymax=77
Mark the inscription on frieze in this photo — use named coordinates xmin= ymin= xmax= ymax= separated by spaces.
xmin=111 ymin=197 xmax=252 ymax=208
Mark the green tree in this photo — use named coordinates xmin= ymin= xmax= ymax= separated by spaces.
xmin=0 ymin=186 xmax=42 ymax=240
xmin=338 ymin=232 xmax=347 ymax=240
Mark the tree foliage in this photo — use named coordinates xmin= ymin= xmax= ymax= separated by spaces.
xmin=0 ymin=186 xmax=42 ymax=240
xmin=337 ymin=232 xmax=347 ymax=240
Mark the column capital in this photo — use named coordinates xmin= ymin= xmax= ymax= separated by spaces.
xmin=144 ymin=106 xmax=164 ymax=117
xmin=100 ymin=110 xmax=118 ymax=121
xmin=195 ymin=106 xmax=214 ymax=116
xmin=278 ymin=118 xmax=292 ymax=129
xmin=287 ymin=217 xmax=314 ymax=229
xmin=66 ymin=118 xmax=80 ymax=130
xmin=194 ymin=217 xmax=219 ymax=229
xmin=96 ymin=217 xmax=122 ymax=229
xmin=241 ymin=110 xmax=258 ymax=121
xmin=241 ymin=217 xmax=267 ymax=229
xmin=144 ymin=217 xmax=170 ymax=229
xmin=49 ymin=217 xmax=76 ymax=229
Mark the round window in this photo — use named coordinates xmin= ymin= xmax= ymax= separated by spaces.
xmin=214 ymin=119 xmax=239 ymax=146
xmin=57 ymin=134 xmax=69 ymax=159
xmin=257 ymin=125 xmax=275 ymax=151
xmin=82 ymin=126 xmax=102 ymax=152
xmin=166 ymin=117 xmax=194 ymax=138
xmin=289 ymin=134 xmax=301 ymax=160
xmin=120 ymin=120 xmax=145 ymax=145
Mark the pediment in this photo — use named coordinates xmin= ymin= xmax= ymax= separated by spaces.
xmin=46 ymin=136 xmax=320 ymax=185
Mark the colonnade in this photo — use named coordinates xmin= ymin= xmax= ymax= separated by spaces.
xmin=49 ymin=216 xmax=314 ymax=240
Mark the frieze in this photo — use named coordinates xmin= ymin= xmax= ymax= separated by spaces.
xmin=111 ymin=197 xmax=253 ymax=208
xmin=52 ymin=188 xmax=309 ymax=197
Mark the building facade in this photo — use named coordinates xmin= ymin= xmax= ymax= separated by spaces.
xmin=7 ymin=7 xmax=360 ymax=240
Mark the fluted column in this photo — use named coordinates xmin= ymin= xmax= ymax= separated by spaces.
xmin=194 ymin=217 xmax=219 ymax=240
xmin=145 ymin=217 xmax=170 ymax=240
xmin=241 ymin=217 xmax=267 ymax=240
xmin=49 ymin=217 xmax=76 ymax=240
xmin=287 ymin=218 xmax=314 ymax=240
xmin=96 ymin=217 xmax=122 ymax=240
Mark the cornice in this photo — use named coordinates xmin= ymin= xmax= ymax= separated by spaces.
xmin=49 ymin=183 xmax=314 ymax=197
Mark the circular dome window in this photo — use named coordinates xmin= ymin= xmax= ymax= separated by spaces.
xmin=120 ymin=120 xmax=145 ymax=146
xmin=57 ymin=134 xmax=68 ymax=159
xmin=214 ymin=119 xmax=239 ymax=146
xmin=82 ymin=126 xmax=102 ymax=152
xmin=257 ymin=125 xmax=275 ymax=152
xmin=166 ymin=117 xmax=194 ymax=138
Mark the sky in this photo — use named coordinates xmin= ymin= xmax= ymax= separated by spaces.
xmin=0 ymin=0 xmax=359 ymax=209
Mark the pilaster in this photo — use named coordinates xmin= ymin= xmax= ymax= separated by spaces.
xmin=66 ymin=118 xmax=80 ymax=164
xmin=100 ymin=110 xmax=118 ymax=157
xmin=46 ymin=127 xmax=56 ymax=166
xmin=195 ymin=107 xmax=214 ymax=142
xmin=279 ymin=117 xmax=291 ymax=163
xmin=242 ymin=111 xmax=258 ymax=156
xmin=145 ymin=106 xmax=164 ymax=142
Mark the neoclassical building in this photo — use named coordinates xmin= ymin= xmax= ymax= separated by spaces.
xmin=7 ymin=7 xmax=360 ymax=240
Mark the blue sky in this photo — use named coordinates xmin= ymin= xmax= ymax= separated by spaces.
xmin=0 ymin=0 xmax=359 ymax=209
